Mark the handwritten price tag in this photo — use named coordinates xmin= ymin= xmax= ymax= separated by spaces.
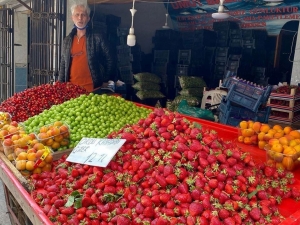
xmin=66 ymin=138 xmax=126 ymax=167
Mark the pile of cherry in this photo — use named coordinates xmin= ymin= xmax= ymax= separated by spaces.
xmin=0 ymin=82 xmax=88 ymax=122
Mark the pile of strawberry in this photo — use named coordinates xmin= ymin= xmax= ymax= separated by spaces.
xmin=0 ymin=82 xmax=88 ymax=122
xmin=29 ymin=108 xmax=300 ymax=225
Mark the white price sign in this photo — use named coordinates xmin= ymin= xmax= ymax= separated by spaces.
xmin=66 ymin=138 xmax=126 ymax=167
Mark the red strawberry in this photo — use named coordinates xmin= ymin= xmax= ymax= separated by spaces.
xmin=178 ymin=182 xmax=189 ymax=194
xmin=199 ymin=158 xmax=209 ymax=168
xmin=116 ymin=215 xmax=131 ymax=225
xmin=60 ymin=207 xmax=75 ymax=216
xmin=176 ymin=142 xmax=189 ymax=152
xmin=223 ymin=217 xmax=236 ymax=225
xmin=163 ymin=165 xmax=174 ymax=176
xmin=121 ymin=132 xmax=136 ymax=143
xmin=189 ymin=202 xmax=203 ymax=216
xmin=219 ymin=208 xmax=230 ymax=220
xmin=224 ymin=183 xmax=234 ymax=195
xmin=165 ymin=174 xmax=178 ymax=185
xmin=261 ymin=205 xmax=271 ymax=216
xmin=189 ymin=139 xmax=202 ymax=151
xmin=208 ymin=179 xmax=218 ymax=189
xmin=160 ymin=193 xmax=171 ymax=204
xmin=140 ymin=195 xmax=152 ymax=207
xmin=82 ymin=196 xmax=93 ymax=207
xmin=257 ymin=190 xmax=268 ymax=200
xmin=190 ymin=128 xmax=202 ymax=139
xmin=155 ymin=174 xmax=167 ymax=188
xmin=139 ymin=161 xmax=151 ymax=170
xmin=161 ymin=132 xmax=171 ymax=140
xmin=143 ymin=206 xmax=155 ymax=218
xmin=216 ymin=153 xmax=227 ymax=163
xmin=207 ymin=154 xmax=217 ymax=164
xmin=249 ymin=207 xmax=261 ymax=221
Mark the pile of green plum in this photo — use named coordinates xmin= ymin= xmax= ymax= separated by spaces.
xmin=23 ymin=93 xmax=152 ymax=149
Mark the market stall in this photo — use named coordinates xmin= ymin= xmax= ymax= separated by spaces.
xmin=1 ymin=86 xmax=300 ymax=224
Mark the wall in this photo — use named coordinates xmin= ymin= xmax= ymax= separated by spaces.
xmin=14 ymin=7 xmax=29 ymax=92
xmin=93 ymin=2 xmax=172 ymax=54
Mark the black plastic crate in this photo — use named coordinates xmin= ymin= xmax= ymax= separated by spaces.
xmin=227 ymin=60 xmax=240 ymax=67
xmin=215 ymin=56 xmax=228 ymax=62
xmin=229 ymin=39 xmax=243 ymax=47
xmin=213 ymin=21 xmax=239 ymax=31
xmin=215 ymin=65 xmax=226 ymax=71
xmin=178 ymin=50 xmax=191 ymax=64
xmin=215 ymin=61 xmax=227 ymax=66
xmin=228 ymin=55 xmax=242 ymax=61
xmin=119 ymin=65 xmax=133 ymax=85
xmin=155 ymin=29 xmax=180 ymax=40
xmin=176 ymin=64 xmax=189 ymax=76
xmin=216 ymin=39 xmax=228 ymax=47
xmin=106 ymin=14 xmax=121 ymax=26
xmin=117 ymin=27 xmax=128 ymax=37
xmin=152 ymin=62 xmax=168 ymax=75
xmin=154 ymin=50 xmax=170 ymax=63
xmin=117 ymin=45 xmax=131 ymax=55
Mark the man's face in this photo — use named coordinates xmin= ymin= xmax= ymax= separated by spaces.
xmin=72 ymin=6 xmax=90 ymax=29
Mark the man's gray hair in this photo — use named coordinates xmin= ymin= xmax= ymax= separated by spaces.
xmin=70 ymin=3 xmax=91 ymax=16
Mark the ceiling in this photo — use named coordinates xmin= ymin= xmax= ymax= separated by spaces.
xmin=88 ymin=0 xmax=134 ymax=3
xmin=0 ymin=0 xmax=135 ymax=6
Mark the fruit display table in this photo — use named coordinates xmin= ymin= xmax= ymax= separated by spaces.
xmin=1 ymin=106 xmax=300 ymax=225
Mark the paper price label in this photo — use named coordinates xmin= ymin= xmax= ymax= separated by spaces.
xmin=66 ymin=138 xmax=126 ymax=167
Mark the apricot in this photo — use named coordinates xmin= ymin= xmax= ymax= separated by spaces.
xmin=33 ymin=143 xmax=45 ymax=151
xmin=242 ymin=129 xmax=254 ymax=137
xmin=16 ymin=160 xmax=26 ymax=171
xmin=268 ymin=138 xmax=279 ymax=146
xmin=252 ymin=122 xmax=261 ymax=133
xmin=273 ymin=124 xmax=283 ymax=131
xmin=283 ymin=126 xmax=292 ymax=135
xmin=257 ymin=132 xmax=266 ymax=141
xmin=289 ymin=130 xmax=300 ymax=139
xmin=258 ymin=140 xmax=267 ymax=150
xmin=239 ymin=121 xmax=248 ymax=129
xmin=271 ymin=143 xmax=283 ymax=153
xmin=263 ymin=133 xmax=273 ymax=142
xmin=260 ymin=124 xmax=271 ymax=133
xmin=273 ymin=130 xmax=284 ymax=139
xmin=279 ymin=137 xmax=289 ymax=146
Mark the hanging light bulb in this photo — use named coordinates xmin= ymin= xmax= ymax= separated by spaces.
xmin=162 ymin=0 xmax=170 ymax=29
xmin=212 ymin=0 xmax=229 ymax=20
xmin=127 ymin=0 xmax=137 ymax=46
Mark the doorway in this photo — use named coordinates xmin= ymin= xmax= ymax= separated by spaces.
xmin=275 ymin=21 xmax=299 ymax=84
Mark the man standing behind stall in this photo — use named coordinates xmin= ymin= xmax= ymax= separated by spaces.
xmin=59 ymin=3 xmax=115 ymax=93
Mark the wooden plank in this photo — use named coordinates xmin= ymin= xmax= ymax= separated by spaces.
xmin=0 ymin=152 xmax=30 ymax=191
xmin=0 ymin=157 xmax=51 ymax=224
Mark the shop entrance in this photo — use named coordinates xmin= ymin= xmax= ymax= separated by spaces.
xmin=275 ymin=21 xmax=299 ymax=84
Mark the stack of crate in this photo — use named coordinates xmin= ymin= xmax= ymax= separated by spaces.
xmin=229 ymin=29 xmax=243 ymax=48
xmin=219 ymin=76 xmax=272 ymax=126
xmin=175 ymin=49 xmax=192 ymax=94
xmin=226 ymin=55 xmax=242 ymax=75
xmin=116 ymin=45 xmax=133 ymax=85
xmin=152 ymin=50 xmax=169 ymax=85
xmin=213 ymin=21 xmax=239 ymax=47
xmin=213 ymin=47 xmax=229 ymax=87
xmin=267 ymin=86 xmax=300 ymax=125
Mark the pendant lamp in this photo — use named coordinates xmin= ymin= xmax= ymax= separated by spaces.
xmin=162 ymin=0 xmax=170 ymax=29
xmin=127 ymin=0 xmax=137 ymax=46
xmin=212 ymin=0 xmax=229 ymax=20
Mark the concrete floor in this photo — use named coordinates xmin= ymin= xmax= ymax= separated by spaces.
xmin=0 ymin=179 xmax=12 ymax=225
